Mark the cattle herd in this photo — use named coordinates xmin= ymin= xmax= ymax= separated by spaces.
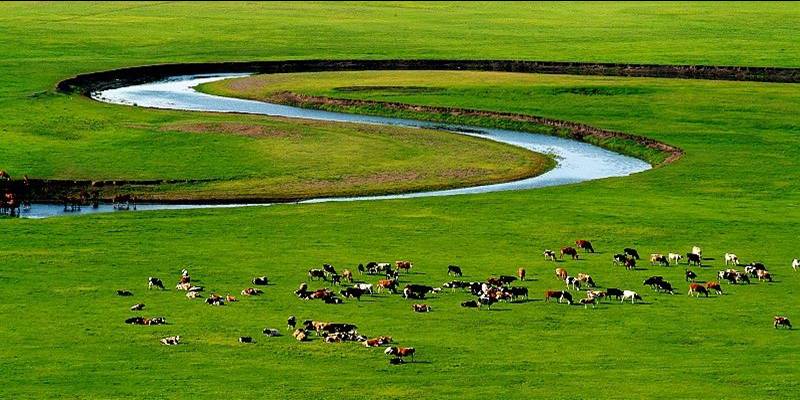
xmin=117 ymin=240 xmax=794 ymax=364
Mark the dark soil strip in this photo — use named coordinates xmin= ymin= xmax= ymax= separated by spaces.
xmin=57 ymin=59 xmax=800 ymax=95
xmin=269 ymin=92 xmax=684 ymax=166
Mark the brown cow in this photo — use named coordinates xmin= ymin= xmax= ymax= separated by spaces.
xmin=705 ymin=281 xmax=722 ymax=295
xmin=396 ymin=261 xmax=413 ymax=272
xmin=544 ymin=290 xmax=573 ymax=304
xmin=756 ymin=269 xmax=773 ymax=282
xmin=385 ymin=346 xmax=416 ymax=361
xmin=377 ymin=279 xmax=398 ymax=293
xmin=688 ymin=283 xmax=709 ymax=297
xmin=412 ymin=304 xmax=431 ymax=313
xmin=517 ymin=267 xmax=526 ymax=281
xmin=561 ymin=247 xmax=579 ymax=260
xmin=575 ymin=240 xmax=595 ymax=253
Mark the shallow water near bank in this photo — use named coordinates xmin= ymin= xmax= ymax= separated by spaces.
xmin=20 ymin=74 xmax=649 ymax=218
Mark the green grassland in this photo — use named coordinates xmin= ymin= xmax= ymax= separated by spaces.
xmin=2 ymin=2 xmax=800 ymax=399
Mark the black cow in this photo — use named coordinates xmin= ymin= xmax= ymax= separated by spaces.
xmin=461 ymin=299 xmax=480 ymax=308
xmin=287 ymin=315 xmax=296 ymax=330
xmin=340 ymin=287 xmax=366 ymax=300
xmin=685 ymin=270 xmax=698 ymax=282
xmin=308 ymin=269 xmax=326 ymax=281
xmin=508 ymin=286 xmax=528 ymax=301
xmin=447 ymin=265 xmax=463 ymax=277
xmin=252 ymin=276 xmax=269 ymax=285
xmin=643 ymin=276 xmax=664 ymax=288
xmin=147 ymin=277 xmax=164 ymax=290
xmin=605 ymin=288 xmax=624 ymax=300
xmin=498 ymin=275 xmax=517 ymax=285
xmin=404 ymin=284 xmax=434 ymax=299
xmin=117 ymin=290 xmax=133 ymax=296
xmin=323 ymin=264 xmax=338 ymax=275
xmin=239 ymin=336 xmax=254 ymax=343
xmin=624 ymin=248 xmax=641 ymax=260
xmin=686 ymin=253 xmax=702 ymax=266
xmin=613 ymin=254 xmax=628 ymax=265
xmin=655 ymin=280 xmax=675 ymax=294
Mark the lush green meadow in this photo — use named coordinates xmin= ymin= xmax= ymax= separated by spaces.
xmin=2 ymin=2 xmax=800 ymax=399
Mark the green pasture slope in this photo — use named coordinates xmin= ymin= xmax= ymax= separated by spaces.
xmin=2 ymin=2 xmax=800 ymax=399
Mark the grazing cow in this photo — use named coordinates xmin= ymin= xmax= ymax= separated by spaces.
xmin=705 ymin=281 xmax=723 ymax=295
xmin=688 ymin=283 xmax=709 ymax=297
xmin=308 ymin=269 xmax=326 ymax=281
xmin=624 ymin=248 xmax=641 ymax=260
xmin=448 ymin=265 xmax=463 ymax=277
xmin=147 ymin=277 xmax=164 ymax=290
xmin=412 ymin=304 xmax=431 ymax=313
xmin=756 ymin=269 xmax=773 ymax=282
xmin=685 ymin=270 xmax=698 ymax=282
xmin=605 ymin=288 xmax=624 ymax=300
xmin=625 ymin=258 xmax=637 ymax=270
xmin=736 ymin=272 xmax=751 ymax=284
xmin=377 ymin=279 xmax=398 ymax=293
xmin=517 ymin=267 xmax=526 ymax=281
xmin=544 ymin=290 xmax=573 ymax=305
xmin=576 ymin=240 xmax=595 ymax=253
xmin=478 ymin=295 xmax=498 ymax=309
xmin=621 ymin=290 xmax=642 ymax=304
xmin=461 ymin=299 xmax=480 ymax=308
xmin=555 ymin=268 xmax=568 ymax=280
xmin=655 ymin=280 xmax=675 ymax=294
xmin=404 ymin=284 xmax=434 ymax=299
xmin=509 ymin=286 xmax=528 ymax=301
xmin=353 ymin=283 xmax=374 ymax=294
xmin=580 ymin=297 xmax=596 ymax=309
xmin=241 ymin=287 xmax=263 ymax=296
xmin=329 ymin=274 xmax=341 ymax=286
xmin=396 ymin=261 xmax=413 ymax=272
xmin=117 ymin=290 xmax=133 ymax=296
xmin=342 ymin=269 xmax=353 ymax=283
xmin=385 ymin=346 xmax=416 ymax=361
xmin=543 ymin=250 xmax=556 ymax=261
xmin=498 ymin=275 xmax=517 ymax=285
xmin=724 ymin=253 xmax=739 ymax=266
xmin=793 ymin=259 xmax=800 ymax=272
xmin=564 ymin=276 xmax=581 ymax=291
xmin=357 ymin=263 xmax=366 ymax=275
xmin=691 ymin=246 xmax=703 ymax=258
xmin=293 ymin=329 xmax=308 ymax=341
xmin=719 ymin=269 xmax=738 ymax=284
xmin=263 ymin=328 xmax=281 ymax=337
xmin=239 ymin=336 xmax=254 ymax=344
xmin=323 ymin=264 xmax=338 ymax=276
xmin=587 ymin=290 xmax=607 ymax=301
xmin=287 ymin=316 xmax=296 ymax=330
xmin=650 ymin=254 xmax=669 ymax=267
xmin=252 ymin=276 xmax=269 ymax=285
xmin=561 ymin=247 xmax=579 ymax=260
xmin=340 ymin=287 xmax=366 ymax=300
xmin=130 ymin=303 xmax=145 ymax=311
xmin=774 ymin=316 xmax=792 ymax=329
xmin=686 ymin=253 xmax=702 ymax=266
xmin=160 ymin=335 xmax=180 ymax=346
xmin=612 ymin=254 xmax=628 ymax=266
xmin=668 ymin=253 xmax=683 ymax=265
xmin=643 ymin=276 xmax=664 ymax=288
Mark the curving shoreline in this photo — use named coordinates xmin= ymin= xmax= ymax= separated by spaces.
xmin=57 ymin=59 xmax=800 ymax=95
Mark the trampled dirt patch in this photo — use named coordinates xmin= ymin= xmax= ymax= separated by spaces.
xmin=162 ymin=122 xmax=296 ymax=138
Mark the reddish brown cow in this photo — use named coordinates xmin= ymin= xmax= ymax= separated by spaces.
xmin=561 ymin=247 xmax=579 ymax=260
xmin=575 ymin=240 xmax=595 ymax=253
xmin=544 ymin=290 xmax=573 ymax=304
xmin=688 ymin=283 xmax=709 ymax=297
xmin=705 ymin=281 xmax=723 ymax=295
xmin=395 ymin=261 xmax=413 ymax=272
xmin=385 ymin=346 xmax=416 ymax=360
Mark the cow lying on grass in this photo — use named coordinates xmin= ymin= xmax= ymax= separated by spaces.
xmin=125 ymin=316 xmax=166 ymax=325
xmin=160 ymin=336 xmax=180 ymax=346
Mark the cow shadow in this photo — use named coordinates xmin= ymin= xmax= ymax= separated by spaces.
xmin=512 ymin=298 xmax=540 ymax=304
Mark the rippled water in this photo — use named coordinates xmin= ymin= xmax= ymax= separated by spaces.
xmin=19 ymin=74 xmax=649 ymax=218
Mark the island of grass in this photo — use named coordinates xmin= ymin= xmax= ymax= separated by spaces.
xmin=1 ymin=106 xmax=553 ymax=202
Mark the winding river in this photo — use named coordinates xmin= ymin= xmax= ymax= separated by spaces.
xmin=21 ymin=74 xmax=650 ymax=218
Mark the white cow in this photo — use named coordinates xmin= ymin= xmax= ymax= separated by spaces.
xmin=160 ymin=335 xmax=181 ymax=346
xmin=724 ymin=253 xmax=739 ymax=266
xmin=792 ymin=258 xmax=799 ymax=272
xmin=668 ymin=253 xmax=683 ymax=265
xmin=621 ymin=290 xmax=642 ymax=304
xmin=691 ymin=246 xmax=703 ymax=257
xmin=354 ymin=283 xmax=374 ymax=294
